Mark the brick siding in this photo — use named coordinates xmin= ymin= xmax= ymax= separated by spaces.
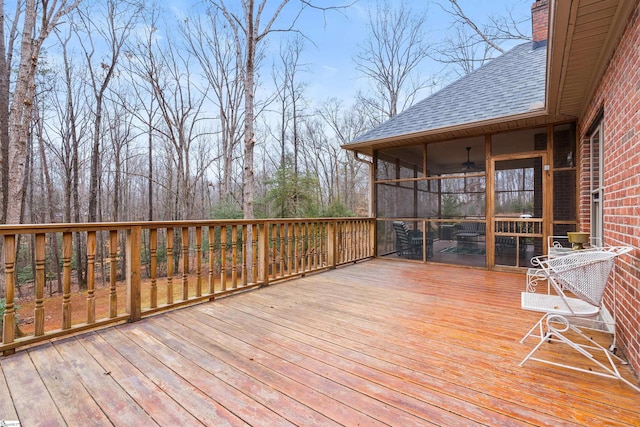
xmin=578 ymin=3 xmax=640 ymax=374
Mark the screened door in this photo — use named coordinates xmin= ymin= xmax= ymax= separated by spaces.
xmin=491 ymin=154 xmax=547 ymax=268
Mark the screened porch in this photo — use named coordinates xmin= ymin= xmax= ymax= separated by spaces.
xmin=374 ymin=123 xmax=579 ymax=270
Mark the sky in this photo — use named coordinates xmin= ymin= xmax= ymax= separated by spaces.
xmin=161 ymin=0 xmax=534 ymax=109
xmin=269 ymin=0 xmax=535 ymax=106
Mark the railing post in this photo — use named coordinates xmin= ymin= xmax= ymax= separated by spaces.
xmin=2 ymin=235 xmax=16 ymax=354
xmin=126 ymin=226 xmax=142 ymax=322
xmin=369 ymin=219 xmax=376 ymax=258
xmin=327 ymin=221 xmax=337 ymax=269
xmin=258 ymin=223 xmax=269 ymax=286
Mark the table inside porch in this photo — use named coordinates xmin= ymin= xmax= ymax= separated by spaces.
xmin=456 ymin=232 xmax=479 ymax=250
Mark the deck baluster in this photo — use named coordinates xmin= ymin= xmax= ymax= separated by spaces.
xmin=258 ymin=224 xmax=268 ymax=285
xmin=293 ymin=223 xmax=299 ymax=274
xmin=195 ymin=226 xmax=202 ymax=297
xmin=241 ymin=225 xmax=248 ymax=286
xmin=284 ymin=223 xmax=291 ymax=276
xmin=208 ymin=226 xmax=215 ymax=295
xmin=126 ymin=226 xmax=142 ymax=321
xmin=167 ymin=229 xmax=174 ymax=305
xmin=150 ymin=229 xmax=158 ymax=308
xmin=220 ymin=226 xmax=227 ymax=291
xmin=109 ymin=230 xmax=118 ymax=317
xmin=279 ymin=223 xmax=285 ymax=277
xmin=62 ymin=232 xmax=72 ymax=329
xmin=327 ymin=221 xmax=336 ymax=269
xmin=86 ymin=231 xmax=96 ymax=324
xmin=182 ymin=227 xmax=189 ymax=301
xmin=231 ymin=225 xmax=238 ymax=288
xmin=34 ymin=233 xmax=46 ymax=336
xmin=270 ymin=224 xmax=277 ymax=279
xmin=252 ymin=225 xmax=258 ymax=284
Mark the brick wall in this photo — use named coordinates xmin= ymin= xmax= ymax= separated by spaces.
xmin=578 ymin=3 xmax=640 ymax=374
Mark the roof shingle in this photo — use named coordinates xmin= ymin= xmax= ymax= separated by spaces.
xmin=349 ymin=41 xmax=547 ymax=145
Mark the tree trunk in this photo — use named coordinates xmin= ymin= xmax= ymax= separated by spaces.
xmin=242 ymin=9 xmax=256 ymax=220
xmin=6 ymin=0 xmax=39 ymax=224
xmin=148 ymin=114 xmax=153 ymax=221
xmin=38 ymin=123 xmax=62 ymax=294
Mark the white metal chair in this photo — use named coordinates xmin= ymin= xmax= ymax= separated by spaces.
xmin=520 ymin=247 xmax=640 ymax=392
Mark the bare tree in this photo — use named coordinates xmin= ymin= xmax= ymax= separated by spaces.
xmin=316 ymin=98 xmax=370 ymax=212
xmin=434 ymin=25 xmax=494 ymax=77
xmin=76 ymin=0 xmax=142 ymax=223
xmin=433 ymin=0 xmax=531 ymax=76
xmin=130 ymin=21 xmax=212 ymax=220
xmin=182 ymin=13 xmax=244 ymax=204
xmin=34 ymin=95 xmax=62 ymax=293
xmin=206 ymin=0 xmax=351 ymax=219
xmin=274 ymin=36 xmax=306 ymax=175
xmin=268 ymin=36 xmax=308 ymax=216
xmin=354 ymin=0 xmax=431 ymax=119
xmin=1 ymin=0 xmax=82 ymax=224
xmin=48 ymin=26 xmax=89 ymax=224
xmin=102 ymin=95 xmax=136 ymax=222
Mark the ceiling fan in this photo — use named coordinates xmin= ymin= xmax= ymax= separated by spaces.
xmin=461 ymin=146 xmax=479 ymax=171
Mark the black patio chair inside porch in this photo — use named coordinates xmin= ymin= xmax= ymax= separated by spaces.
xmin=392 ymin=221 xmax=433 ymax=260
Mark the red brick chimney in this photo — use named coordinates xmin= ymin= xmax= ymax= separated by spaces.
xmin=531 ymin=0 xmax=549 ymax=47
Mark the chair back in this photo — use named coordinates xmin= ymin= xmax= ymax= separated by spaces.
xmin=543 ymin=251 xmax=617 ymax=307
xmin=392 ymin=221 xmax=410 ymax=245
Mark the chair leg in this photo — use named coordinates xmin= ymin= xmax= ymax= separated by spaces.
xmin=520 ymin=313 xmax=547 ymax=344
xmin=520 ymin=314 xmax=640 ymax=392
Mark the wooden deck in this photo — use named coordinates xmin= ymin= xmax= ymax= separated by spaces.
xmin=1 ymin=259 xmax=639 ymax=426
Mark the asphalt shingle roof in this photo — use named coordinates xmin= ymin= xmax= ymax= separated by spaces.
xmin=349 ymin=41 xmax=547 ymax=145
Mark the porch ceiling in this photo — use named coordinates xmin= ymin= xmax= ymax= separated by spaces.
xmin=547 ymin=0 xmax=638 ymax=119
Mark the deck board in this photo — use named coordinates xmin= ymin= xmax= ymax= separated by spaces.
xmin=0 ymin=364 xmax=18 ymax=421
xmin=166 ymin=309 xmax=459 ymax=426
xmin=53 ymin=338 xmax=159 ymax=426
xmin=28 ymin=343 xmax=111 ymax=426
xmin=182 ymin=305 xmax=530 ymax=426
xmin=2 ymin=350 xmax=66 ymax=426
xmin=1 ymin=259 xmax=639 ymax=426
xmin=76 ymin=333 xmax=203 ymax=426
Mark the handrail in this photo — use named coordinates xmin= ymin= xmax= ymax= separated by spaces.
xmin=0 ymin=217 xmax=375 ymax=355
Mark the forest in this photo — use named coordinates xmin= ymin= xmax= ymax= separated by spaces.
xmin=0 ymin=0 xmax=531 ymax=226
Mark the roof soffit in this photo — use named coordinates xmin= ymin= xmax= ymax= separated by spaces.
xmin=547 ymin=0 xmax=638 ymax=119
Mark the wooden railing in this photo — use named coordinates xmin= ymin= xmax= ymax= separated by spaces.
xmin=494 ymin=218 xmax=544 ymax=237
xmin=0 ymin=218 xmax=374 ymax=355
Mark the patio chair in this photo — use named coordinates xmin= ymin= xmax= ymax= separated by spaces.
xmin=520 ymin=247 xmax=639 ymax=392
xmin=392 ymin=221 xmax=433 ymax=260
